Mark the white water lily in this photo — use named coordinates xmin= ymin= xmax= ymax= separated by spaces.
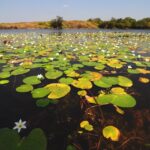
xmin=49 ymin=57 xmax=54 ymax=61
xmin=128 ymin=65 xmax=132 ymax=69
xmin=145 ymin=58 xmax=149 ymax=62
xmin=37 ymin=74 xmax=44 ymax=79
xmin=13 ymin=119 xmax=26 ymax=133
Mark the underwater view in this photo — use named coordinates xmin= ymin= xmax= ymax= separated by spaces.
xmin=0 ymin=30 xmax=150 ymax=150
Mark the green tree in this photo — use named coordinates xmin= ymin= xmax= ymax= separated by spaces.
xmin=50 ymin=16 xmax=63 ymax=29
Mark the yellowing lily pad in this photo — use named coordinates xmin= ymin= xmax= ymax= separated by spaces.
xmin=16 ymin=84 xmax=33 ymax=93
xmin=72 ymin=78 xmax=92 ymax=89
xmin=80 ymin=120 xmax=93 ymax=131
xmin=45 ymin=83 xmax=71 ymax=99
xmin=139 ymin=77 xmax=149 ymax=83
xmin=111 ymin=87 xmax=126 ymax=94
xmin=77 ymin=90 xmax=87 ymax=96
xmin=102 ymin=125 xmax=120 ymax=141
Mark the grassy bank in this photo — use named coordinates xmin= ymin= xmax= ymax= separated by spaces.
xmin=0 ymin=20 xmax=98 ymax=29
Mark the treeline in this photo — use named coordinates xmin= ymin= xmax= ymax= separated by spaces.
xmin=0 ymin=17 xmax=150 ymax=29
xmin=88 ymin=17 xmax=150 ymax=29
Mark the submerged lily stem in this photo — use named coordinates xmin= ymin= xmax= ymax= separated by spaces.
xmin=87 ymin=90 xmax=105 ymax=124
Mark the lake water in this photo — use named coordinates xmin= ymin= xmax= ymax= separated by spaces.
xmin=0 ymin=28 xmax=150 ymax=34
xmin=0 ymin=30 xmax=150 ymax=150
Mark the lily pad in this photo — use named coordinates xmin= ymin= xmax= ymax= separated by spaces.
xmin=45 ymin=83 xmax=71 ymax=99
xmin=59 ymin=77 xmax=74 ymax=85
xmin=0 ymin=128 xmax=47 ymax=150
xmin=0 ymin=71 xmax=10 ymax=79
xmin=118 ymin=76 xmax=133 ymax=87
xmin=72 ymin=78 xmax=92 ymax=89
xmin=94 ymin=77 xmax=118 ymax=88
xmin=32 ymin=88 xmax=50 ymax=99
xmin=36 ymin=99 xmax=50 ymax=107
xmin=16 ymin=84 xmax=33 ymax=93
xmin=97 ymin=93 xmax=136 ymax=108
xmin=45 ymin=70 xmax=63 ymax=79
xmin=0 ymin=80 xmax=9 ymax=84
xmin=102 ymin=125 xmax=120 ymax=141
xmin=23 ymin=76 xmax=41 ymax=85
xmin=11 ymin=68 xmax=30 ymax=76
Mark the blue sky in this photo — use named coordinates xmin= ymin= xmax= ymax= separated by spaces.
xmin=0 ymin=0 xmax=150 ymax=22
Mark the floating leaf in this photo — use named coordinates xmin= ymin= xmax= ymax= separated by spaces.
xmin=11 ymin=68 xmax=30 ymax=76
xmin=32 ymin=88 xmax=50 ymax=99
xmin=72 ymin=78 xmax=92 ymax=89
xmin=139 ymin=77 xmax=149 ymax=83
xmin=82 ymin=71 xmax=102 ymax=81
xmin=94 ymin=77 xmax=118 ymax=88
xmin=111 ymin=87 xmax=126 ymax=94
xmin=45 ymin=70 xmax=63 ymax=79
xmin=80 ymin=120 xmax=93 ymax=131
xmin=0 ymin=128 xmax=47 ymax=150
xmin=36 ymin=99 xmax=50 ymax=107
xmin=0 ymin=80 xmax=9 ymax=84
xmin=118 ymin=76 xmax=133 ymax=87
xmin=0 ymin=71 xmax=10 ymax=79
xmin=85 ymin=95 xmax=96 ymax=104
xmin=16 ymin=84 xmax=33 ymax=93
xmin=23 ymin=76 xmax=41 ymax=85
xmin=45 ymin=83 xmax=71 ymax=99
xmin=102 ymin=125 xmax=120 ymax=141
xmin=77 ymin=90 xmax=87 ymax=96
xmin=97 ymin=93 xmax=136 ymax=108
xmin=59 ymin=77 xmax=74 ymax=85
xmin=137 ymin=68 xmax=150 ymax=74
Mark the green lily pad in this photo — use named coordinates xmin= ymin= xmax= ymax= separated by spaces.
xmin=97 ymin=93 xmax=136 ymax=108
xmin=11 ymin=68 xmax=30 ymax=76
xmin=32 ymin=88 xmax=50 ymax=99
xmin=36 ymin=99 xmax=50 ymax=107
xmin=72 ymin=78 xmax=92 ymax=89
xmin=118 ymin=76 xmax=133 ymax=87
xmin=0 ymin=80 xmax=9 ymax=84
xmin=16 ymin=84 xmax=33 ymax=93
xmin=59 ymin=77 xmax=74 ymax=85
xmin=94 ymin=77 xmax=118 ymax=88
xmin=23 ymin=76 xmax=41 ymax=85
xmin=0 ymin=128 xmax=47 ymax=150
xmin=0 ymin=71 xmax=10 ymax=78
xmin=45 ymin=70 xmax=63 ymax=79
xmin=127 ymin=69 xmax=140 ymax=74
xmin=45 ymin=83 xmax=71 ymax=99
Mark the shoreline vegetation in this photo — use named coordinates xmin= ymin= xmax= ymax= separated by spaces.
xmin=0 ymin=17 xmax=150 ymax=29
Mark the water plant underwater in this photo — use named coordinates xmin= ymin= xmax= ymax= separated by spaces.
xmin=0 ymin=31 xmax=150 ymax=150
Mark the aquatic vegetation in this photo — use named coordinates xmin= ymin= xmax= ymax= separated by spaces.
xmin=0 ymin=31 xmax=150 ymax=150
xmin=0 ymin=128 xmax=47 ymax=150
xmin=13 ymin=119 xmax=26 ymax=133
xmin=102 ymin=125 xmax=120 ymax=141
